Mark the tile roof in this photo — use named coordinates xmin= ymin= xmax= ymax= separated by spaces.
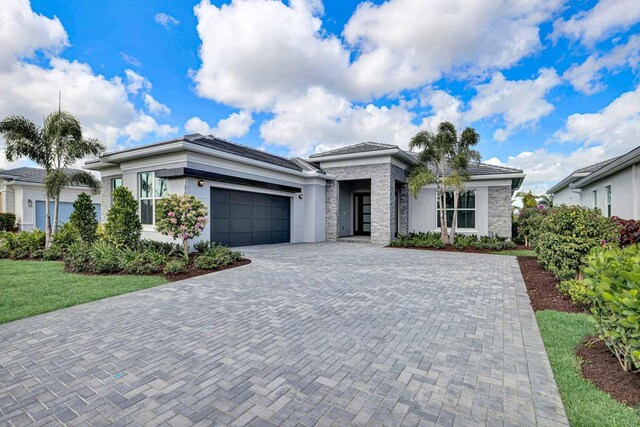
xmin=574 ymin=157 xmax=619 ymax=173
xmin=0 ymin=167 xmax=88 ymax=184
xmin=184 ymin=134 xmax=302 ymax=171
xmin=406 ymin=152 xmax=522 ymax=175
xmin=309 ymin=142 xmax=398 ymax=158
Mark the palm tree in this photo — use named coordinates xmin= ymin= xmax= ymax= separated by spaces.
xmin=0 ymin=111 xmax=104 ymax=246
xmin=537 ymin=194 xmax=554 ymax=208
xmin=408 ymin=122 xmax=481 ymax=244
xmin=515 ymin=190 xmax=538 ymax=209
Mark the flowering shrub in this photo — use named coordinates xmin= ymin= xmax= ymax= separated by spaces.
xmin=514 ymin=206 xmax=549 ymax=247
xmin=155 ymin=194 xmax=208 ymax=260
xmin=611 ymin=216 xmax=640 ymax=247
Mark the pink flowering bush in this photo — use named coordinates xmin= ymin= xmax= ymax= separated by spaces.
xmin=155 ymin=194 xmax=208 ymax=260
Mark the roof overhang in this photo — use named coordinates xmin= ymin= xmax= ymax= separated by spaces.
xmin=308 ymin=148 xmax=417 ymax=166
xmin=546 ymin=172 xmax=589 ymax=194
xmin=573 ymin=146 xmax=640 ymax=188
xmin=466 ymin=173 xmax=525 ymax=190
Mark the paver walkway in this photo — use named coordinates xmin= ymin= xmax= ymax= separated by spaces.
xmin=0 ymin=243 xmax=568 ymax=426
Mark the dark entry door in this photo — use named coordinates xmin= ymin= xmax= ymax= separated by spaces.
xmin=210 ymin=187 xmax=291 ymax=246
xmin=354 ymin=193 xmax=371 ymax=236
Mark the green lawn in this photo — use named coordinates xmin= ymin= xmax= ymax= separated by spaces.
xmin=491 ymin=249 xmax=537 ymax=257
xmin=0 ymin=259 xmax=168 ymax=324
xmin=536 ymin=310 xmax=640 ymax=427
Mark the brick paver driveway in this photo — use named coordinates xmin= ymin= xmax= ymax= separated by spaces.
xmin=0 ymin=243 xmax=567 ymax=426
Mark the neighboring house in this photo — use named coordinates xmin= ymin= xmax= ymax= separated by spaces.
xmin=0 ymin=167 xmax=101 ymax=231
xmin=547 ymin=145 xmax=640 ymax=219
xmin=84 ymin=134 xmax=525 ymax=247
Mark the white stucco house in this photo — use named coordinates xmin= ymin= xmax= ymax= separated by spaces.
xmin=0 ymin=167 xmax=101 ymax=230
xmin=84 ymin=134 xmax=525 ymax=247
xmin=547 ymin=144 xmax=640 ymax=219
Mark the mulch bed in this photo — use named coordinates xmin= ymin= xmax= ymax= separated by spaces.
xmin=577 ymin=338 xmax=640 ymax=407
xmin=386 ymin=244 xmax=530 ymax=254
xmin=517 ymin=256 xmax=582 ymax=313
xmin=165 ymin=259 xmax=251 ymax=282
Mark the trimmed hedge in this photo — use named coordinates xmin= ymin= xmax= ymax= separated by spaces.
xmin=0 ymin=213 xmax=16 ymax=231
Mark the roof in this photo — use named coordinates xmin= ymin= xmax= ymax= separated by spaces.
xmin=406 ymin=152 xmax=523 ymax=176
xmin=547 ymin=156 xmax=619 ymax=194
xmin=573 ymin=146 xmax=640 ymax=188
xmin=184 ymin=134 xmax=302 ymax=172
xmin=0 ymin=167 xmax=88 ymax=185
xmin=309 ymin=142 xmax=398 ymax=158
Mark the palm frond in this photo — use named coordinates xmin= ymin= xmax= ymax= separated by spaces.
xmin=407 ymin=164 xmax=436 ymax=198
xmin=66 ymin=170 xmax=101 ymax=194
xmin=0 ymin=116 xmax=47 ymax=165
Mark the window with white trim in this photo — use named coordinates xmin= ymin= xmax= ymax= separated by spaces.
xmin=605 ymin=186 xmax=612 ymax=217
xmin=436 ymin=191 xmax=476 ymax=229
xmin=138 ymin=172 xmax=167 ymax=225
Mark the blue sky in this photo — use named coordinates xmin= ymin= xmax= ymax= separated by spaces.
xmin=2 ymin=0 xmax=640 ymax=193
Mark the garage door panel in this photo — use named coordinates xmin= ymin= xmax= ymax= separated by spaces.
xmin=230 ymin=218 xmax=253 ymax=232
xmin=210 ymin=202 xmax=230 ymax=217
xmin=210 ymin=187 xmax=290 ymax=247
xmin=230 ymin=191 xmax=253 ymax=204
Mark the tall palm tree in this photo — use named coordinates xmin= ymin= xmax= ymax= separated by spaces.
xmin=0 ymin=111 xmax=104 ymax=246
xmin=408 ymin=122 xmax=481 ymax=244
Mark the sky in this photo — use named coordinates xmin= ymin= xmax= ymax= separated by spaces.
xmin=1 ymin=0 xmax=639 ymax=195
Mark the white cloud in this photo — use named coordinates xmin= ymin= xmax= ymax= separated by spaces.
xmin=124 ymin=69 xmax=151 ymax=94
xmin=0 ymin=0 xmax=68 ymax=69
xmin=467 ymin=68 xmax=561 ymax=141
xmin=184 ymin=110 xmax=253 ymax=139
xmin=420 ymin=88 xmax=463 ymax=130
xmin=154 ymin=12 xmax=179 ymax=28
xmin=556 ymin=85 xmax=640 ymax=153
xmin=344 ymin=0 xmax=563 ymax=97
xmin=552 ymin=0 xmax=640 ymax=46
xmin=143 ymin=94 xmax=171 ymax=116
xmin=563 ymin=35 xmax=640 ymax=94
xmin=0 ymin=1 xmax=177 ymax=150
xmin=192 ymin=0 xmax=350 ymax=110
xmin=259 ymin=86 xmax=420 ymax=156
xmin=119 ymin=52 xmax=141 ymax=67
xmin=493 ymin=86 xmax=640 ymax=193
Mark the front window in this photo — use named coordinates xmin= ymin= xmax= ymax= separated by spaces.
xmin=111 ymin=177 xmax=122 ymax=193
xmin=139 ymin=172 xmax=168 ymax=225
xmin=606 ymin=186 xmax=611 ymax=217
xmin=593 ymin=190 xmax=598 ymax=209
xmin=437 ymin=191 xmax=476 ymax=229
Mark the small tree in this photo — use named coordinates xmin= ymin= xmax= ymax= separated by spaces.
xmin=69 ymin=192 xmax=98 ymax=243
xmin=515 ymin=190 xmax=538 ymax=208
xmin=155 ymin=194 xmax=208 ymax=260
xmin=105 ymin=186 xmax=142 ymax=248
xmin=408 ymin=122 xmax=480 ymax=245
xmin=536 ymin=205 xmax=618 ymax=280
xmin=515 ymin=206 xmax=549 ymax=247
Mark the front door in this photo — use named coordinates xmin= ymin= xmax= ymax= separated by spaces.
xmin=354 ymin=193 xmax=371 ymax=236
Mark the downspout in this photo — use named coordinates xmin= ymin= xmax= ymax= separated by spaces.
xmin=633 ymin=163 xmax=639 ymax=219
xmin=570 ymin=185 xmax=582 ymax=205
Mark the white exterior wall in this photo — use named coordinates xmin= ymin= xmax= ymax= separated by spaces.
xmin=408 ymin=181 xmax=514 ymax=236
xmin=3 ymin=182 xmax=100 ymax=230
xmin=579 ymin=166 xmax=636 ymax=219
xmin=553 ymin=186 xmax=581 ymax=206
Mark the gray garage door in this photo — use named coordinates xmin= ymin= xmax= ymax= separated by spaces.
xmin=210 ymin=187 xmax=290 ymax=247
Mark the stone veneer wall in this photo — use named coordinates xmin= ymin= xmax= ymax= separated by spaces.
xmin=100 ymin=177 xmax=111 ymax=222
xmin=324 ymin=163 xmax=408 ymax=245
xmin=390 ymin=164 xmax=409 ymax=237
xmin=488 ymin=186 xmax=513 ymax=238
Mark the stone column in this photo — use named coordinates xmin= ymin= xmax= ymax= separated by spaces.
xmin=325 ymin=179 xmax=339 ymax=241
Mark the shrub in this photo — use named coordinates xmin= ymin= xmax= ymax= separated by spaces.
xmin=10 ymin=248 xmax=29 ymax=259
xmin=91 ymin=241 xmax=123 ymax=274
xmin=42 ymin=247 xmax=63 ymax=260
xmin=535 ymin=206 xmax=619 ymax=280
xmin=106 ymin=186 xmax=142 ymax=248
xmin=200 ymin=243 xmax=243 ymax=261
xmin=163 ymin=260 xmax=187 ymax=275
xmin=31 ymin=249 xmax=45 ymax=259
xmin=584 ymin=245 xmax=640 ymax=372
xmin=0 ymin=213 xmax=17 ymax=231
xmin=611 ymin=216 xmax=640 ymax=247
xmin=194 ymin=240 xmax=211 ymax=253
xmin=16 ymin=229 xmax=45 ymax=255
xmin=52 ymin=222 xmax=80 ymax=251
xmin=155 ymin=194 xmax=208 ymax=260
xmin=452 ymin=234 xmax=515 ymax=251
xmin=557 ymin=279 xmax=590 ymax=306
xmin=138 ymin=239 xmax=181 ymax=256
xmin=69 ymin=192 xmax=98 ymax=244
xmin=64 ymin=242 xmax=92 ymax=273
xmin=0 ymin=246 xmax=9 ymax=258
xmin=0 ymin=230 xmax=18 ymax=251
xmin=390 ymin=232 xmax=445 ymax=248
xmin=515 ymin=207 xmax=549 ymax=247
